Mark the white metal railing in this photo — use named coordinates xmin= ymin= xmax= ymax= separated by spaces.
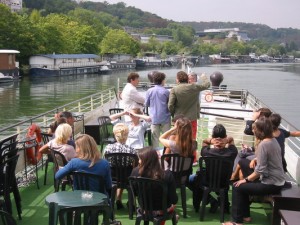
xmin=0 ymin=87 xmax=117 ymax=141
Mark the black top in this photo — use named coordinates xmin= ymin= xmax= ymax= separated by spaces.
xmin=201 ymin=144 xmax=238 ymax=160
xmin=244 ymin=120 xmax=255 ymax=135
xmin=131 ymin=168 xmax=178 ymax=208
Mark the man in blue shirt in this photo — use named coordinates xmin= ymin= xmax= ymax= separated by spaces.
xmin=145 ymin=72 xmax=171 ymax=150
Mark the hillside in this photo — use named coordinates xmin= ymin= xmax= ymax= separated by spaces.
xmin=22 ymin=0 xmax=300 ymax=48
xmin=182 ymin=21 xmax=300 ymax=47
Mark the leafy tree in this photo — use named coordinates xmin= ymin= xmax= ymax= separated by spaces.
xmin=100 ymin=29 xmax=140 ymax=55
xmin=68 ymin=8 xmax=108 ymax=43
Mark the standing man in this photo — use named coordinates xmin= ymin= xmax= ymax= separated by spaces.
xmin=188 ymin=72 xmax=198 ymax=83
xmin=121 ymin=72 xmax=145 ymax=112
xmin=145 ymin=72 xmax=171 ymax=150
xmin=168 ymin=71 xmax=210 ymax=140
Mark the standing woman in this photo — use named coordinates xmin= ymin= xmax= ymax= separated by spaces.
xmin=55 ymin=134 xmax=112 ymax=196
xmin=159 ymin=117 xmax=194 ymax=157
xmin=223 ymin=117 xmax=285 ymax=225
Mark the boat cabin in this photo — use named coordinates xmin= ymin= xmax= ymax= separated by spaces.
xmin=29 ymin=54 xmax=101 ymax=70
xmin=0 ymin=49 xmax=20 ymax=78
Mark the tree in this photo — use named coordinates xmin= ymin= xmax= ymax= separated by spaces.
xmin=100 ymin=29 xmax=140 ymax=55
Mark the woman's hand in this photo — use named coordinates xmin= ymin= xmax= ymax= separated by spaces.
xmin=234 ymin=179 xmax=246 ymax=187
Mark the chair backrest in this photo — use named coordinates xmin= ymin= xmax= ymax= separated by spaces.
xmin=109 ymin=108 xmax=124 ymax=121
xmin=41 ymin=132 xmax=53 ymax=145
xmin=0 ymin=209 xmax=17 ymax=225
xmin=199 ymin=156 xmax=234 ymax=191
xmin=97 ymin=116 xmax=112 ymax=140
xmin=58 ymin=205 xmax=101 ymax=225
xmin=70 ymin=171 xmax=106 ymax=194
xmin=105 ymin=153 xmax=138 ymax=188
xmin=129 ymin=177 xmax=170 ymax=221
xmin=0 ymin=134 xmax=18 ymax=153
xmin=51 ymin=149 xmax=72 ymax=192
xmin=50 ymin=149 xmax=69 ymax=171
xmin=0 ymin=155 xmax=19 ymax=210
xmin=0 ymin=141 xmax=18 ymax=159
xmin=161 ymin=154 xmax=193 ymax=186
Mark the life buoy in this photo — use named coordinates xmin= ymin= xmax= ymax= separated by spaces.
xmin=26 ymin=124 xmax=43 ymax=165
xmin=205 ymin=93 xmax=213 ymax=102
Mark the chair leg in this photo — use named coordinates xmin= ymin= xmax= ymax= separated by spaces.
xmin=199 ymin=189 xmax=210 ymax=221
xmin=180 ymin=185 xmax=187 ymax=218
xmin=12 ymin=182 xmax=22 ymax=220
xmin=219 ymin=189 xmax=226 ymax=223
xmin=171 ymin=213 xmax=177 ymax=225
xmin=44 ymin=160 xmax=48 ymax=185
xmin=110 ymin=184 xmax=117 ymax=220
xmin=127 ymin=186 xmax=135 ymax=220
xmin=135 ymin=216 xmax=142 ymax=225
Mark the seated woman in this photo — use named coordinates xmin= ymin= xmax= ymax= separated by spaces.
xmin=130 ymin=147 xmax=178 ymax=225
xmin=223 ymin=117 xmax=285 ymax=225
xmin=270 ymin=113 xmax=300 ymax=172
xmin=109 ymin=108 xmax=151 ymax=149
xmin=55 ymin=134 xmax=112 ymax=196
xmin=231 ymin=107 xmax=272 ymax=178
xmin=189 ymin=124 xmax=237 ymax=213
xmin=48 ymin=111 xmax=75 ymax=148
xmin=39 ymin=123 xmax=76 ymax=163
xmin=159 ymin=117 xmax=194 ymax=158
xmin=103 ymin=123 xmax=137 ymax=210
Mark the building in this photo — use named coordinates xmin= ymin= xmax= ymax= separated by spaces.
xmin=0 ymin=0 xmax=22 ymax=11
xmin=0 ymin=49 xmax=20 ymax=77
xmin=196 ymin=28 xmax=251 ymax=42
xmin=131 ymin=33 xmax=173 ymax=44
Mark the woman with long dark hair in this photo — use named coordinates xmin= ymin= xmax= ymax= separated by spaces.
xmin=159 ymin=117 xmax=194 ymax=157
xmin=131 ymin=147 xmax=178 ymax=224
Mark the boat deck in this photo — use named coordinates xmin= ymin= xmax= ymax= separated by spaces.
xmin=11 ymin=163 xmax=272 ymax=225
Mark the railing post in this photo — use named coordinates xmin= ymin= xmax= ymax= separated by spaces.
xmin=91 ymin=96 xmax=94 ymax=111
xmin=78 ymin=102 xmax=81 ymax=112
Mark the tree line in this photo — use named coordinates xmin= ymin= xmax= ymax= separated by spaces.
xmin=1 ymin=1 xmax=299 ymax=66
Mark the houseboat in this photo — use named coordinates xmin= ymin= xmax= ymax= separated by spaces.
xmin=0 ymin=49 xmax=20 ymax=78
xmin=29 ymin=54 xmax=108 ymax=76
xmin=102 ymin=53 xmax=136 ymax=70
xmin=134 ymin=53 xmax=163 ymax=69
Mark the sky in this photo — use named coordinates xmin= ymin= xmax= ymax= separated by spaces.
xmin=91 ymin=0 xmax=300 ymax=29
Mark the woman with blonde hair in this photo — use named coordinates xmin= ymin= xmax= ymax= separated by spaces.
xmin=103 ymin=123 xmax=136 ymax=209
xmin=55 ymin=134 xmax=112 ymax=195
xmin=39 ymin=123 xmax=76 ymax=161
xmin=109 ymin=108 xmax=151 ymax=149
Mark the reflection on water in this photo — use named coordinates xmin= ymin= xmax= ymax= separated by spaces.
xmin=0 ymin=63 xmax=300 ymax=129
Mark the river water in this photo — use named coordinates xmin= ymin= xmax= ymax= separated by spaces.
xmin=0 ymin=63 xmax=300 ymax=129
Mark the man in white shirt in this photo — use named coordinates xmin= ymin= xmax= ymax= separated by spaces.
xmin=121 ymin=72 xmax=145 ymax=111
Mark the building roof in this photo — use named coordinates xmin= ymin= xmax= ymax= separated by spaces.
xmin=33 ymin=54 xmax=100 ymax=59
xmin=0 ymin=50 xmax=20 ymax=54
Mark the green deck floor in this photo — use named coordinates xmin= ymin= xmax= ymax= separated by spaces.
xmin=10 ymin=163 xmax=272 ymax=225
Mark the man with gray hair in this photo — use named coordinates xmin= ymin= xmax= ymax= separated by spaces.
xmin=188 ymin=72 xmax=198 ymax=83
